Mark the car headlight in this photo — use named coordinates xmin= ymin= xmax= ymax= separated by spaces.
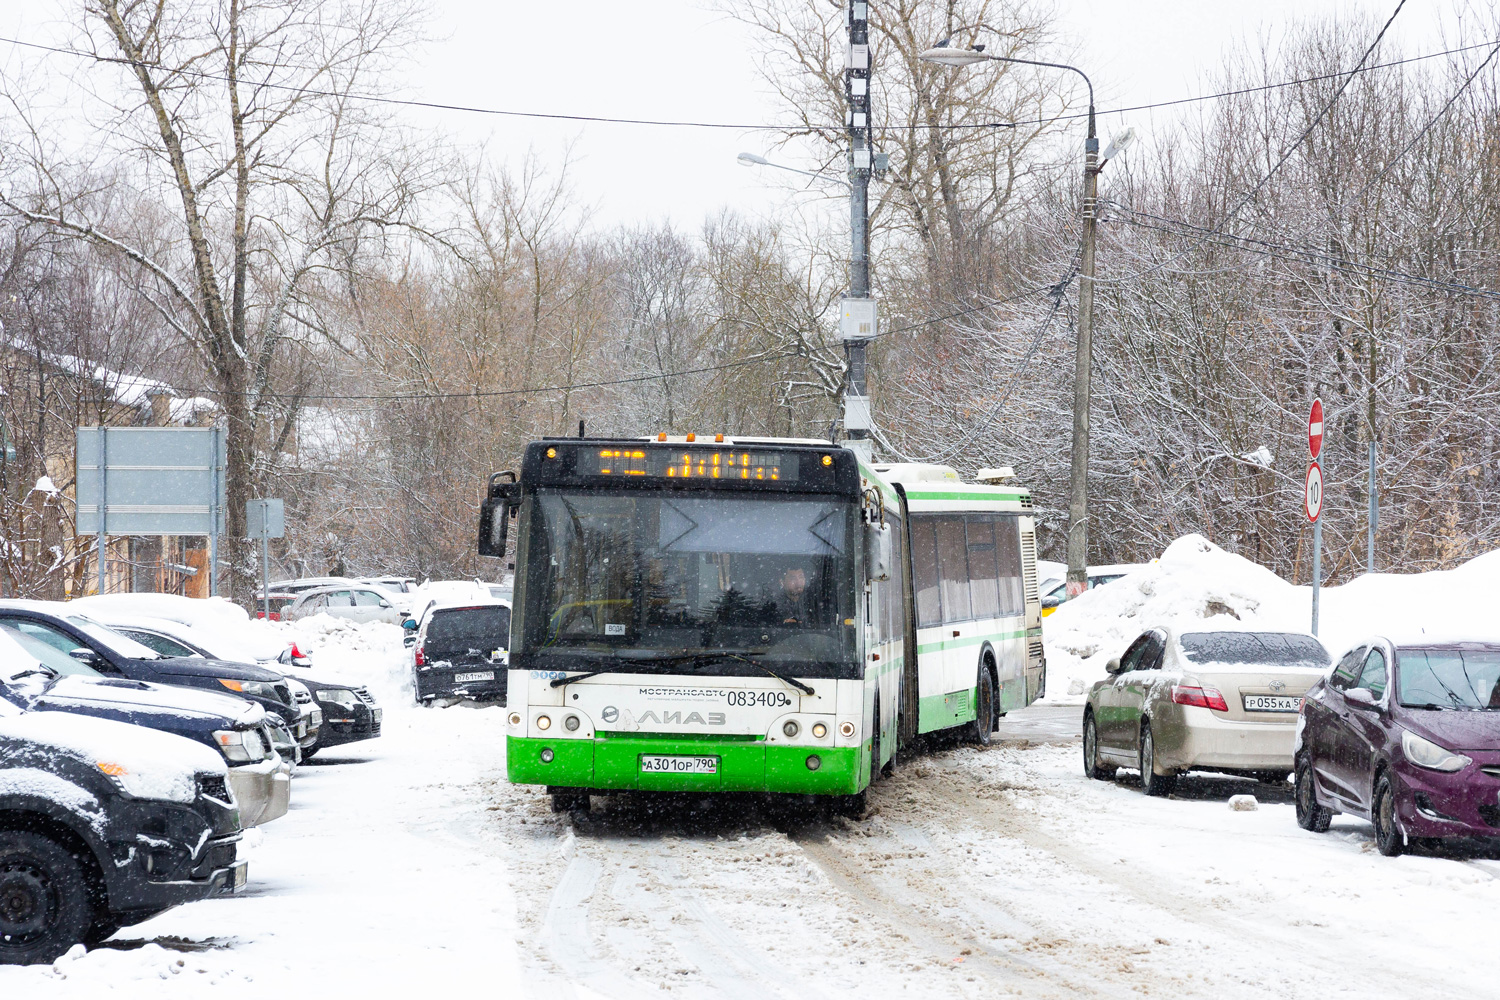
xmin=213 ymin=729 xmax=267 ymax=764
xmin=316 ymin=689 xmax=362 ymax=709
xmin=1401 ymin=730 xmax=1471 ymax=773
xmin=219 ymin=678 xmax=281 ymax=700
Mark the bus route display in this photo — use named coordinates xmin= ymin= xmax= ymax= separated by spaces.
xmin=579 ymin=447 xmax=801 ymax=481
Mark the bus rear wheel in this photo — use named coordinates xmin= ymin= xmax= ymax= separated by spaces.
xmin=966 ymin=665 xmax=995 ymax=746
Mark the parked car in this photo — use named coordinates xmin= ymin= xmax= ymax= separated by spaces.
xmin=255 ymin=591 xmax=298 ymax=621
xmin=295 ymin=678 xmax=382 ymax=757
xmin=91 ymin=613 xmax=321 ymax=749
xmin=408 ymin=599 xmax=511 ymax=704
xmin=359 ymin=576 xmax=416 ymax=593
xmin=0 ymin=701 xmax=246 ymax=963
xmin=283 ymin=584 xmax=412 ymax=626
xmin=1041 ymin=563 xmax=1150 ymax=617
xmin=0 ymin=601 xmax=305 ymax=739
xmin=266 ymin=576 xmax=356 ymax=595
xmin=0 ymin=627 xmax=290 ymax=826
xmin=1083 ymin=627 xmax=1332 ymax=795
xmin=1296 ymin=637 xmax=1500 ymax=855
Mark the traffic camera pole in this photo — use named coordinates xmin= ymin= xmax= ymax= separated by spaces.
xmin=840 ymin=0 xmax=874 ymax=462
xmin=1065 ymin=106 xmax=1100 ymax=598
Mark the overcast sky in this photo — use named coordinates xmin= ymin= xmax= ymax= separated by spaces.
xmin=0 ymin=1 xmax=1465 ymax=230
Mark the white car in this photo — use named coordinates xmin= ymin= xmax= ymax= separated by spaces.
xmin=284 ymin=584 xmax=412 ymax=625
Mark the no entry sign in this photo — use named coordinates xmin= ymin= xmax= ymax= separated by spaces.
xmin=1305 ymin=462 xmax=1323 ymax=522
xmin=1308 ymin=399 xmax=1324 ymax=459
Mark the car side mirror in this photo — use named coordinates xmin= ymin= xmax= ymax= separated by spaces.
xmin=1105 ymin=657 xmax=1122 ymax=676
xmin=1042 ymin=595 xmax=1062 ymax=608
xmin=378 ymin=600 xmax=391 ymax=608
xmin=402 ymin=618 xmax=418 ymax=631
xmin=68 ymin=648 xmax=99 ymax=665
xmin=864 ymin=521 xmax=892 ymax=582
xmin=1345 ymin=687 xmax=1377 ymax=707
xmin=403 ymin=634 xmax=418 ymax=648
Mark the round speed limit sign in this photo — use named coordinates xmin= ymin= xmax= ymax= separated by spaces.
xmin=1305 ymin=462 xmax=1323 ymax=522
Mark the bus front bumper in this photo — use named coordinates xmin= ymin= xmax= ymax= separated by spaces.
xmin=507 ymin=735 xmax=862 ymax=795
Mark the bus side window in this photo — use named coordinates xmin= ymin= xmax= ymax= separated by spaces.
xmin=911 ymin=517 xmax=943 ymax=627
xmin=935 ymin=516 xmax=972 ymax=623
xmin=879 ymin=513 xmax=905 ymax=645
xmin=995 ymin=516 xmax=1023 ymax=615
xmin=965 ymin=516 xmax=1000 ymax=619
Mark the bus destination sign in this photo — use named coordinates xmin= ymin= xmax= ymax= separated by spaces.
xmin=580 ymin=446 xmax=801 ymax=481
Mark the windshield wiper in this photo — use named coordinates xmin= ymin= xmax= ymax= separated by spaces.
xmin=550 ymin=670 xmax=606 ymax=688
xmin=8 ymin=667 xmax=57 ymax=682
xmin=549 ymin=650 xmax=816 ymax=696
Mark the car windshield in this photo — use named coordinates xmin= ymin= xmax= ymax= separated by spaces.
xmin=64 ymin=616 xmax=164 ymax=660
xmin=1398 ymin=647 xmax=1500 ymax=710
xmin=118 ymin=629 xmax=204 ymax=659
xmin=1178 ymin=632 xmax=1330 ymax=668
xmin=519 ymin=491 xmax=857 ymax=674
xmin=0 ymin=624 xmax=104 ymax=682
xmin=427 ymin=607 xmax=511 ymax=649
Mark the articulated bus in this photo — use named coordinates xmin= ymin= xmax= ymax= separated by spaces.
xmin=478 ymin=436 xmax=1044 ymax=812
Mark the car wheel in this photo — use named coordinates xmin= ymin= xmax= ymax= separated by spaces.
xmin=1372 ymin=773 xmax=1404 ymax=857
xmin=0 ymin=831 xmax=96 ymax=965
xmin=966 ymin=665 xmax=995 ymax=746
xmin=1082 ymin=712 xmax=1117 ymax=781
xmin=300 ymin=746 xmax=318 ymax=761
xmin=1294 ymin=756 xmax=1332 ymax=833
xmin=1139 ymin=721 xmax=1176 ymax=797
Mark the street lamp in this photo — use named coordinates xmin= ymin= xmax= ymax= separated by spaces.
xmin=737 ymin=151 xmax=851 ymax=189
xmin=920 ymin=39 xmax=1132 ymax=599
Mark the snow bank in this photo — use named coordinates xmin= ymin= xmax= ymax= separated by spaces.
xmin=256 ymin=614 xmax=412 ymax=706
xmin=1041 ymin=533 xmax=1500 ymax=704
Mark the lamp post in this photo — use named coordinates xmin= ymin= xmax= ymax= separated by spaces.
xmin=919 ymin=41 xmax=1132 ymax=599
xmin=736 ymin=151 xmax=851 ymax=188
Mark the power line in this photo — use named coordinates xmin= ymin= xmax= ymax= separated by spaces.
xmin=1110 ymin=206 xmax=1500 ymax=303
xmin=1 ymin=32 xmax=1494 ymax=133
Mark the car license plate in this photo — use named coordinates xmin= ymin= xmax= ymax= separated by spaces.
xmin=1244 ymin=694 xmax=1301 ymax=713
xmin=640 ymin=755 xmax=718 ymax=774
xmin=453 ymin=671 xmax=495 ymax=684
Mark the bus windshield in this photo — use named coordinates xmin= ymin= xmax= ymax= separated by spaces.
xmin=519 ymin=491 xmax=857 ymax=674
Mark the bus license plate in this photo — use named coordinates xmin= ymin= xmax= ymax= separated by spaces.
xmin=453 ymin=671 xmax=494 ymax=684
xmin=640 ymin=755 xmax=718 ymax=775
xmin=1243 ymin=694 xmax=1301 ymax=713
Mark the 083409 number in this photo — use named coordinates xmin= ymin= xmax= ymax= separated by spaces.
xmin=724 ymin=690 xmax=792 ymax=708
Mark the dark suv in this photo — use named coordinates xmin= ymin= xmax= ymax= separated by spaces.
xmin=0 ymin=703 xmax=245 ymax=963
xmin=0 ymin=601 xmax=302 ymax=733
xmin=409 ymin=601 xmax=511 ymax=703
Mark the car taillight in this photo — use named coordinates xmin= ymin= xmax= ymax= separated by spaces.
xmin=1172 ymin=685 xmax=1229 ymax=712
xmin=414 ymin=645 xmax=425 ymax=666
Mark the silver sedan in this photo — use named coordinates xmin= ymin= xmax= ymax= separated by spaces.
xmin=1082 ymin=628 xmax=1331 ymax=795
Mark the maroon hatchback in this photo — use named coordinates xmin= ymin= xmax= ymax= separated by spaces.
xmin=1295 ymin=637 xmax=1500 ymax=855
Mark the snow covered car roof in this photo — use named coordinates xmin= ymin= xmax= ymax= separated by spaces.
xmin=417 ymin=596 xmax=510 ymax=625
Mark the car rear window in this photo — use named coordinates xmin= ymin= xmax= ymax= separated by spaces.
xmin=1178 ymin=632 xmax=1330 ymax=668
xmin=427 ymin=607 xmax=511 ymax=647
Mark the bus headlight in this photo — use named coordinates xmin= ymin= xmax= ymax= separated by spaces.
xmin=805 ymin=755 xmax=821 ymax=770
xmin=838 ymin=721 xmax=856 ymax=738
xmin=564 ymin=715 xmax=580 ymax=732
xmin=782 ymin=720 xmax=800 ymax=738
xmin=540 ymin=748 xmax=554 ymax=763
xmin=537 ymin=715 xmax=552 ymax=731
xmin=812 ymin=723 xmax=827 ymax=739
xmin=509 ymin=712 xmax=523 ymax=726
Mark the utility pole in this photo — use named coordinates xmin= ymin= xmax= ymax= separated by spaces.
xmin=1064 ymin=107 xmax=1100 ymax=598
xmin=839 ymin=0 xmax=876 ymax=463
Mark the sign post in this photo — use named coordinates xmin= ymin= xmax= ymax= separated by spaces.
xmin=246 ymin=499 xmax=285 ymax=620
xmin=77 ymin=426 xmax=226 ymax=596
xmin=1307 ymin=399 xmax=1324 ymax=636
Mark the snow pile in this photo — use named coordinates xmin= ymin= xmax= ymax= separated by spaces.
xmin=1 ymin=712 xmax=225 ymax=804
xmin=1041 ymin=533 xmax=1500 ymax=704
xmin=258 ymin=614 xmax=412 ymax=705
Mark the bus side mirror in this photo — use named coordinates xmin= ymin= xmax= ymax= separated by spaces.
xmin=477 ymin=499 xmax=511 ymax=558
xmin=864 ymin=521 xmax=892 ymax=582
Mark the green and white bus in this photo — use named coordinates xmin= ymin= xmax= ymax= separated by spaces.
xmin=478 ymin=436 xmax=1044 ymax=811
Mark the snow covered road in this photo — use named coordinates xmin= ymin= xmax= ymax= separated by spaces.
xmin=9 ymin=701 xmax=1499 ymax=998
